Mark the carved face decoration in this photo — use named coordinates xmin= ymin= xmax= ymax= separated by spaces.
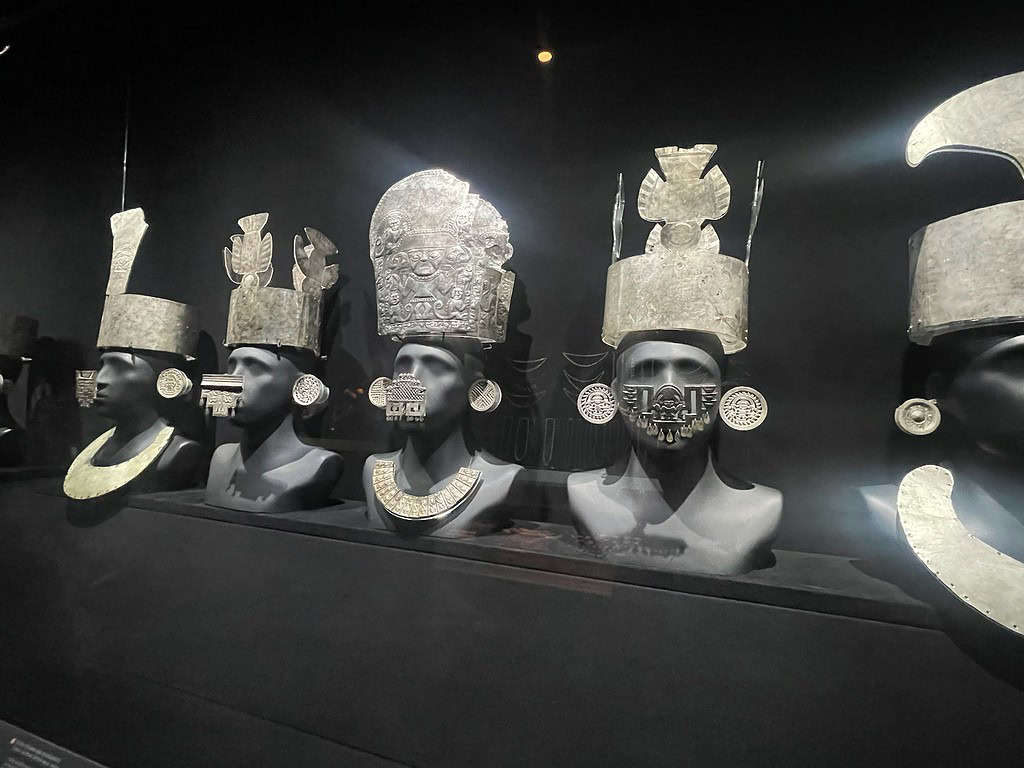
xmin=391 ymin=343 xmax=471 ymax=432
xmin=941 ymin=334 xmax=1024 ymax=457
xmin=613 ymin=340 xmax=721 ymax=451
xmin=93 ymin=351 xmax=160 ymax=419
xmin=225 ymin=347 xmax=300 ymax=426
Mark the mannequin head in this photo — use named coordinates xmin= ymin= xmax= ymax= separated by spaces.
xmin=613 ymin=330 xmax=725 ymax=453
xmin=226 ymin=346 xmax=315 ymax=427
xmin=924 ymin=326 xmax=1024 ymax=458
xmin=391 ymin=338 xmax=483 ymax=435
xmin=93 ymin=349 xmax=179 ymax=424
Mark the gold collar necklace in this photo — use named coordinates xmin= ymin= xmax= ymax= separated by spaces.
xmin=63 ymin=425 xmax=175 ymax=500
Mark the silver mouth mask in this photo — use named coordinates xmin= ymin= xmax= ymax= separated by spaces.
xmin=385 ymin=373 xmax=427 ymax=423
xmin=620 ymin=382 xmax=719 ymax=444
xmin=200 ymin=374 xmax=244 ymax=418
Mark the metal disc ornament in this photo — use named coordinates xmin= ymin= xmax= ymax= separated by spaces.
xmin=468 ymin=379 xmax=502 ymax=413
xmin=720 ymin=386 xmax=768 ymax=431
xmin=292 ymin=374 xmax=329 ymax=408
xmin=156 ymin=367 xmax=193 ymax=400
xmin=577 ymin=383 xmax=618 ymax=424
xmin=368 ymin=376 xmax=391 ymax=409
xmin=894 ymin=397 xmax=940 ymax=436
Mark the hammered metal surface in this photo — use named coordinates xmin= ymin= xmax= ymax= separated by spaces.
xmin=894 ymin=398 xmax=940 ymax=436
xmin=156 ymin=368 xmax=192 ymax=399
xmin=576 ymin=383 xmax=617 ymax=424
xmin=0 ymin=312 xmax=37 ymax=358
xmin=368 ymin=376 xmax=391 ymax=409
xmin=200 ymin=374 xmax=244 ymax=418
xmin=907 ymin=71 xmax=1024 ymax=178
xmin=468 ymin=379 xmax=501 ymax=413
xmin=63 ymin=425 xmax=175 ymax=500
xmin=384 ymin=373 xmax=426 ymax=422
xmin=223 ymin=215 xmax=338 ymax=355
xmin=898 ymin=465 xmax=1024 ymax=637
xmin=292 ymin=374 xmax=328 ymax=407
xmin=75 ymin=370 xmax=97 ymax=407
xmin=97 ymin=208 xmax=198 ymax=357
xmin=369 ymin=169 xmax=515 ymax=343
xmin=908 ymin=200 xmax=1024 ymax=344
xmin=603 ymin=251 xmax=749 ymax=352
xmin=719 ymin=386 xmax=767 ymax=431
xmin=372 ymin=459 xmax=481 ymax=521
xmin=602 ymin=146 xmax=749 ymax=353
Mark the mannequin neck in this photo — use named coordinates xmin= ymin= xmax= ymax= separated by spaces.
xmin=951 ymin=444 xmax=1024 ymax=515
xmin=400 ymin=420 xmax=474 ymax=486
xmin=240 ymin=409 xmax=298 ymax=460
xmin=623 ymin=437 xmax=711 ymax=509
xmin=111 ymin=403 xmax=162 ymax=441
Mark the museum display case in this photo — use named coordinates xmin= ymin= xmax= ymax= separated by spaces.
xmin=2 ymin=3 xmax=1024 ymax=766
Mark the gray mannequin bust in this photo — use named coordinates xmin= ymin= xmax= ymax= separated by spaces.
xmin=205 ymin=346 xmax=342 ymax=513
xmin=89 ymin=350 xmax=204 ymax=493
xmin=568 ymin=332 xmax=781 ymax=575
xmin=362 ymin=341 xmax=522 ymax=537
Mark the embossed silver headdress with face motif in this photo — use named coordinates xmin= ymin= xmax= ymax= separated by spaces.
xmin=0 ymin=312 xmax=37 ymax=358
xmin=223 ymin=213 xmax=340 ymax=355
xmin=602 ymin=145 xmax=754 ymax=354
xmin=96 ymin=208 xmax=198 ymax=358
xmin=906 ymin=71 xmax=1024 ymax=345
xmin=369 ymin=169 xmax=515 ymax=344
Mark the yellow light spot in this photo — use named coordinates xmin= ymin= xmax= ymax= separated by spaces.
xmin=537 ymin=50 xmax=553 ymax=64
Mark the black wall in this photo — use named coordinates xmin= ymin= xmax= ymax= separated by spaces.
xmin=3 ymin=2 xmax=1024 ymax=551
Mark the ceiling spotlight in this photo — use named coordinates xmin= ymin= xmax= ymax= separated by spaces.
xmin=537 ymin=50 xmax=553 ymax=64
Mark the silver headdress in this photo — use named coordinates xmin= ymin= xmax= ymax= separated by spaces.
xmin=369 ymin=169 xmax=515 ymax=344
xmin=223 ymin=213 xmax=339 ymax=355
xmin=601 ymin=145 xmax=759 ymax=354
xmin=96 ymin=208 xmax=198 ymax=357
xmin=906 ymin=71 xmax=1024 ymax=344
xmin=0 ymin=312 xmax=37 ymax=358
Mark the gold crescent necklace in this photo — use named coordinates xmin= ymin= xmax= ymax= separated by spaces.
xmin=372 ymin=459 xmax=481 ymax=522
xmin=63 ymin=425 xmax=175 ymax=500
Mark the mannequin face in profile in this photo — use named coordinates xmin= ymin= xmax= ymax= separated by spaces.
xmin=93 ymin=351 xmax=160 ymax=422
xmin=392 ymin=342 xmax=471 ymax=433
xmin=613 ymin=340 xmax=721 ymax=452
xmin=226 ymin=346 xmax=300 ymax=426
xmin=0 ymin=355 xmax=21 ymax=391
xmin=940 ymin=334 xmax=1024 ymax=458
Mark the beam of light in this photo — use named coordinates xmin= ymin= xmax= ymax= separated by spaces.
xmin=537 ymin=50 xmax=553 ymax=64
xmin=0 ymin=45 xmax=10 ymax=56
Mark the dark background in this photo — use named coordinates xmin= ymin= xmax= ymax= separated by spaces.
xmin=3 ymin=1 xmax=1024 ymax=552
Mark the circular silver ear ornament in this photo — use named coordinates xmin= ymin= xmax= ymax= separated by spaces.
xmin=894 ymin=397 xmax=940 ymax=436
xmin=368 ymin=376 xmax=391 ymax=409
xmin=720 ymin=386 xmax=768 ymax=431
xmin=468 ymin=379 xmax=502 ymax=413
xmin=292 ymin=374 xmax=330 ymax=413
xmin=156 ymin=368 xmax=193 ymax=399
xmin=577 ymin=383 xmax=618 ymax=425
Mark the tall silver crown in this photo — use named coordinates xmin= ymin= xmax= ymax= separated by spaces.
xmin=602 ymin=145 xmax=753 ymax=354
xmin=0 ymin=312 xmax=37 ymax=358
xmin=906 ymin=71 xmax=1024 ymax=344
xmin=223 ymin=213 xmax=340 ymax=355
xmin=96 ymin=208 xmax=199 ymax=358
xmin=369 ymin=169 xmax=515 ymax=344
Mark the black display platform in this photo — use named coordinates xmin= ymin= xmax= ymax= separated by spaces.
xmin=2 ymin=479 xmax=1024 ymax=767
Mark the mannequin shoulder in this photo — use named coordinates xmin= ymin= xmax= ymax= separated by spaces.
xmin=475 ymin=451 xmax=523 ymax=484
xmin=157 ymin=434 xmax=204 ymax=469
xmin=301 ymin=445 xmax=343 ymax=477
xmin=210 ymin=441 xmax=240 ymax=465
